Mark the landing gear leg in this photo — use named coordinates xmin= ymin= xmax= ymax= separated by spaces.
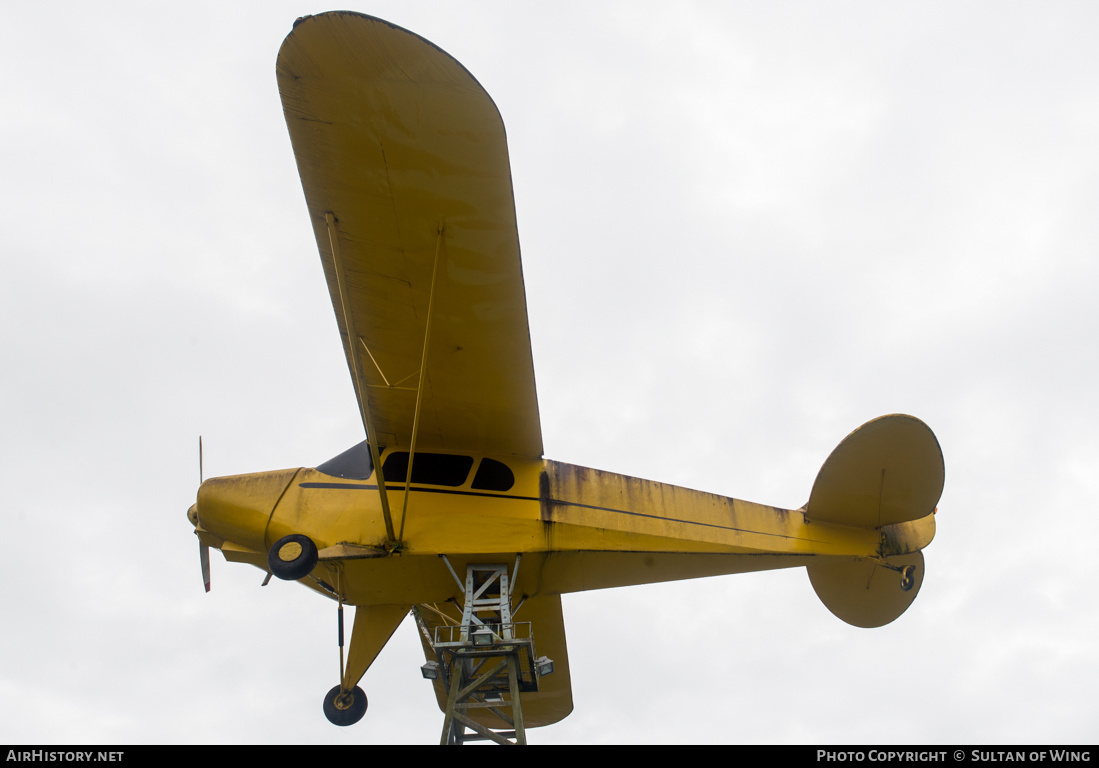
xmin=321 ymin=594 xmax=411 ymax=728
xmin=324 ymin=585 xmax=368 ymax=726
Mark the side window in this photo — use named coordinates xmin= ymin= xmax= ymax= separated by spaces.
xmin=381 ymin=452 xmax=473 ymax=487
xmin=315 ymin=441 xmax=375 ymax=480
xmin=471 ymin=458 xmax=515 ymax=492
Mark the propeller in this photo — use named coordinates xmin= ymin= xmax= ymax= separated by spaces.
xmin=198 ymin=435 xmax=211 ymax=593
xmin=200 ymin=537 xmax=211 ymax=593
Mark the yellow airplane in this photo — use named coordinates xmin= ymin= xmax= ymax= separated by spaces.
xmin=188 ymin=12 xmax=944 ymax=745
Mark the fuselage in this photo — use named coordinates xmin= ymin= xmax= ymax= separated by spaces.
xmin=189 ymin=441 xmax=932 ymax=607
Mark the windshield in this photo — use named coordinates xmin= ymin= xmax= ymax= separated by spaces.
xmin=315 ymin=440 xmax=374 ymax=480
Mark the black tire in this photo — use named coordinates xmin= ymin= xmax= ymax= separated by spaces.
xmin=267 ymin=534 xmax=318 ymax=581
xmin=899 ymin=565 xmax=916 ymax=592
xmin=323 ymin=684 xmax=367 ymax=726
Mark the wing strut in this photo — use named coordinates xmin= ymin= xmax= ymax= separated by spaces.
xmin=398 ymin=225 xmax=445 ymax=542
xmin=325 ymin=212 xmax=397 ymax=544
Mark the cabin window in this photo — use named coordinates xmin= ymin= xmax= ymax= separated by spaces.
xmin=315 ymin=441 xmax=374 ymax=480
xmin=381 ymin=452 xmax=473 ymax=487
xmin=471 ymin=458 xmax=515 ymax=492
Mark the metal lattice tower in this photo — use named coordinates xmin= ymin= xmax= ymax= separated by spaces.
xmin=417 ymin=560 xmax=552 ymax=745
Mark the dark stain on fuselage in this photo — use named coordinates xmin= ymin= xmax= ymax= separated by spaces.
xmin=538 ymin=468 xmax=556 ymax=550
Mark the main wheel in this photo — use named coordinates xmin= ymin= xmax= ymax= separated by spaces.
xmin=267 ymin=534 xmax=318 ymax=581
xmin=322 ymin=684 xmax=367 ymax=726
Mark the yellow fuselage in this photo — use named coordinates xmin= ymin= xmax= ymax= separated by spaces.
xmin=190 ymin=446 xmax=933 ymax=607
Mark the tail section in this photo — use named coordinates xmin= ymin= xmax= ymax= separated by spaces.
xmin=805 ymin=415 xmax=944 ymax=628
xmin=809 ymin=552 xmax=924 ymax=628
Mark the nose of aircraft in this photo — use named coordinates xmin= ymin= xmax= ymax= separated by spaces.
xmin=193 ymin=468 xmax=299 ymax=553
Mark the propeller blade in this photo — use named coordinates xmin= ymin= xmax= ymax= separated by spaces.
xmin=200 ymin=541 xmax=211 ymax=593
xmin=197 ymin=437 xmax=210 ymax=592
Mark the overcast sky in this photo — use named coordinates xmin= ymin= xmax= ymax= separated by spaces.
xmin=3 ymin=0 xmax=1097 ymax=745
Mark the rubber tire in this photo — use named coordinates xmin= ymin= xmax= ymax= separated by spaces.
xmin=267 ymin=534 xmax=318 ymax=581
xmin=900 ymin=565 xmax=916 ymax=592
xmin=323 ymin=684 xmax=367 ymax=726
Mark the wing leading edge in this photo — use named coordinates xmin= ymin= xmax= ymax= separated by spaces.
xmin=277 ymin=12 xmax=542 ymax=458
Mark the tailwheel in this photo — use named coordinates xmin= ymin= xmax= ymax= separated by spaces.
xmin=267 ymin=534 xmax=318 ymax=580
xmin=322 ymin=684 xmax=367 ymax=726
xmin=899 ymin=564 xmax=916 ymax=592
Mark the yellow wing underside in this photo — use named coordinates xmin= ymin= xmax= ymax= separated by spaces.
xmin=277 ymin=12 xmax=542 ymax=458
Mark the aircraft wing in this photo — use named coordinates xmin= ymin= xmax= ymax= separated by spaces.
xmin=277 ymin=13 xmax=542 ymax=457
